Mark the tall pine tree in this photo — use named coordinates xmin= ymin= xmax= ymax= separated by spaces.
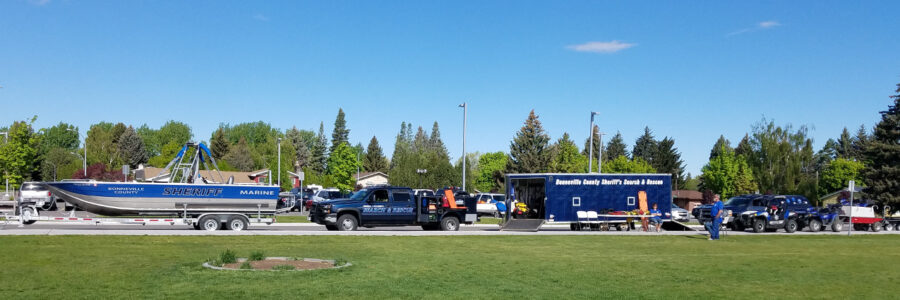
xmin=551 ymin=133 xmax=586 ymax=173
xmin=862 ymin=84 xmax=900 ymax=211
xmin=311 ymin=122 xmax=328 ymax=173
xmin=118 ymin=126 xmax=149 ymax=168
xmin=508 ymin=110 xmax=551 ymax=173
xmin=632 ymin=127 xmax=657 ymax=165
xmin=709 ymin=135 xmax=732 ymax=160
xmin=210 ymin=128 xmax=229 ymax=160
xmin=331 ymin=108 xmax=350 ymax=152
xmin=363 ymin=136 xmax=389 ymax=173
xmin=653 ymin=137 xmax=686 ymax=188
xmin=604 ymin=132 xmax=629 ymax=161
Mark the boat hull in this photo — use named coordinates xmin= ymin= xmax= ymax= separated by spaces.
xmin=46 ymin=181 xmax=279 ymax=216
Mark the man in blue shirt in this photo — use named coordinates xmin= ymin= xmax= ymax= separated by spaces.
xmin=648 ymin=203 xmax=663 ymax=232
xmin=705 ymin=194 xmax=724 ymax=240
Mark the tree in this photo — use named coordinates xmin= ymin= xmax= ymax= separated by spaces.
xmin=326 ymin=142 xmax=360 ymax=192
xmin=604 ymin=132 xmax=628 ymax=161
xmin=72 ymin=162 xmax=125 ymax=181
xmin=311 ymin=122 xmax=328 ymax=173
xmin=862 ymin=84 xmax=900 ymax=210
xmin=709 ymin=135 xmax=732 ymax=160
xmin=224 ymin=137 xmax=255 ymax=172
xmin=601 ymin=155 xmax=656 ymax=173
xmin=851 ymin=124 xmax=870 ymax=161
xmin=41 ymin=147 xmax=78 ymax=181
xmin=700 ymin=144 xmax=756 ymax=199
xmin=735 ymin=134 xmax=752 ymax=157
xmin=475 ymin=152 xmax=508 ymax=193
xmin=508 ymin=110 xmax=551 ymax=173
xmin=85 ymin=122 xmax=121 ymax=167
xmin=582 ymin=125 xmax=603 ymax=172
xmin=154 ymin=121 xmax=192 ymax=155
xmin=550 ymin=133 xmax=587 ymax=173
xmin=746 ymin=119 xmax=815 ymax=197
xmin=363 ymin=136 xmax=389 ymax=173
xmin=837 ymin=127 xmax=853 ymax=159
xmin=285 ymin=126 xmax=315 ymax=168
xmin=0 ymin=119 xmax=41 ymax=188
xmin=632 ymin=126 xmax=657 ymax=165
xmin=653 ymin=137 xmax=686 ymax=188
xmin=209 ymin=128 xmax=230 ymax=160
xmin=818 ymin=158 xmax=865 ymax=196
xmin=39 ymin=122 xmax=79 ymax=153
xmin=118 ymin=126 xmax=149 ymax=168
xmin=331 ymin=108 xmax=350 ymax=152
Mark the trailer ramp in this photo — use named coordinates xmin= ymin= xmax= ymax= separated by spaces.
xmin=661 ymin=220 xmax=698 ymax=231
xmin=500 ymin=219 xmax=545 ymax=232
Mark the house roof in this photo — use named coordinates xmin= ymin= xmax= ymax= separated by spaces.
xmin=356 ymin=171 xmax=388 ymax=180
xmin=672 ymin=190 xmax=703 ymax=200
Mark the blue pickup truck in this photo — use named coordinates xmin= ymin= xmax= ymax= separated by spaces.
xmin=308 ymin=186 xmax=477 ymax=231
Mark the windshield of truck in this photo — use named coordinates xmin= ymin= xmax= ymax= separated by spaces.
xmin=349 ymin=189 xmax=368 ymax=201
xmin=21 ymin=184 xmax=44 ymax=191
xmin=724 ymin=196 xmax=751 ymax=206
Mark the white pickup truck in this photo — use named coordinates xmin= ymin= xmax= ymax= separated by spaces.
xmin=18 ymin=182 xmax=55 ymax=211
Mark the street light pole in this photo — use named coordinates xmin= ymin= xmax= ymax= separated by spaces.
xmin=277 ymin=137 xmax=282 ymax=188
xmin=356 ymin=152 xmax=360 ymax=186
xmin=588 ymin=112 xmax=598 ymax=173
xmin=417 ymin=169 xmax=428 ymax=189
xmin=459 ymin=102 xmax=467 ymax=191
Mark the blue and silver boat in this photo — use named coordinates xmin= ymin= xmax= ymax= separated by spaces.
xmin=46 ymin=142 xmax=279 ymax=216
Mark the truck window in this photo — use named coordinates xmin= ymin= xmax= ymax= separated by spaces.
xmin=371 ymin=190 xmax=389 ymax=203
xmin=392 ymin=191 xmax=412 ymax=202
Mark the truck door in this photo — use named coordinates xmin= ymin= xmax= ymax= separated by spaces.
xmin=389 ymin=190 xmax=416 ymax=224
xmin=361 ymin=189 xmax=391 ymax=224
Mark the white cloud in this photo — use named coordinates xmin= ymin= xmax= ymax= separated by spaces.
xmin=727 ymin=20 xmax=781 ymax=37
xmin=252 ymin=13 xmax=269 ymax=22
xmin=567 ymin=41 xmax=636 ymax=54
xmin=28 ymin=0 xmax=50 ymax=6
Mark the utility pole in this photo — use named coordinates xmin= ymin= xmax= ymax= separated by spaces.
xmin=588 ymin=112 xmax=598 ymax=173
xmin=459 ymin=102 xmax=467 ymax=191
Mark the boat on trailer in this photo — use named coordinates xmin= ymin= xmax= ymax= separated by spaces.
xmin=45 ymin=142 xmax=279 ymax=217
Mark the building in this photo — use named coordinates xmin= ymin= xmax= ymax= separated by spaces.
xmin=672 ymin=190 xmax=704 ymax=211
xmin=819 ymin=186 xmax=864 ymax=206
xmin=133 ymin=166 xmax=270 ymax=184
xmin=355 ymin=171 xmax=389 ymax=188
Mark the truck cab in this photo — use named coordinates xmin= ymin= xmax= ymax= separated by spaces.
xmin=309 ymin=186 xmax=475 ymax=231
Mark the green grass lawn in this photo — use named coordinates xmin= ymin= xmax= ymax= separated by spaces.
xmin=273 ymin=215 xmax=310 ymax=223
xmin=1 ymin=235 xmax=898 ymax=299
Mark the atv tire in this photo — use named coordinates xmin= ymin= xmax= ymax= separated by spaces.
xmin=831 ymin=219 xmax=843 ymax=232
xmin=808 ymin=219 xmax=822 ymax=232
xmin=871 ymin=222 xmax=882 ymax=232
xmin=785 ymin=219 xmax=798 ymax=233
xmin=752 ymin=219 xmax=765 ymax=233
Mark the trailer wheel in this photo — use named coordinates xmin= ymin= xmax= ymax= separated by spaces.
xmin=752 ymin=219 xmax=765 ymax=233
xmin=226 ymin=216 xmax=249 ymax=231
xmin=808 ymin=219 xmax=822 ymax=232
xmin=337 ymin=214 xmax=358 ymax=231
xmin=785 ymin=219 xmax=797 ymax=233
xmin=871 ymin=222 xmax=882 ymax=232
xmin=198 ymin=215 xmax=220 ymax=231
xmin=883 ymin=223 xmax=893 ymax=232
xmin=831 ymin=219 xmax=843 ymax=232
xmin=440 ymin=216 xmax=460 ymax=231
xmin=20 ymin=206 xmax=38 ymax=225
xmin=615 ymin=223 xmax=625 ymax=231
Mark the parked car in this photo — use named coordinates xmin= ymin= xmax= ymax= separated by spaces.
xmin=305 ymin=188 xmax=344 ymax=211
xmin=413 ymin=189 xmax=435 ymax=199
xmin=692 ymin=194 xmax=766 ymax=230
xmin=670 ymin=203 xmax=690 ymax=222
xmin=474 ymin=193 xmax=507 ymax=217
xmin=18 ymin=182 xmax=55 ymax=211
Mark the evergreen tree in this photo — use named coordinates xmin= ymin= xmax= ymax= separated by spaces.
xmin=632 ymin=126 xmax=657 ymax=164
xmin=653 ymin=137 xmax=686 ymax=188
xmin=862 ymin=84 xmax=900 ymax=210
xmin=851 ymin=124 xmax=870 ymax=161
xmin=709 ymin=135 xmax=732 ymax=160
xmin=507 ymin=110 xmax=551 ymax=173
xmin=118 ymin=126 xmax=149 ymax=168
xmin=604 ymin=132 xmax=629 ymax=161
xmin=838 ymin=127 xmax=853 ymax=159
xmin=210 ymin=128 xmax=229 ymax=159
xmin=550 ymin=133 xmax=587 ymax=173
xmin=601 ymin=156 xmax=656 ymax=173
xmin=582 ymin=125 xmax=603 ymax=172
xmin=224 ymin=137 xmax=254 ymax=172
xmin=735 ymin=134 xmax=752 ymax=157
xmin=310 ymin=122 xmax=328 ymax=173
xmin=389 ymin=122 xmax=417 ymax=187
xmin=331 ymin=108 xmax=350 ymax=152
xmin=428 ymin=122 xmax=449 ymax=158
xmin=363 ymin=136 xmax=389 ymax=173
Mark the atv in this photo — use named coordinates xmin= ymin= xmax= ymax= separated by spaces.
xmin=742 ymin=199 xmax=801 ymax=233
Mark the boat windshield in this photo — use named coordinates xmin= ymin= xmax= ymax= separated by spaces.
xmin=349 ymin=189 xmax=368 ymax=201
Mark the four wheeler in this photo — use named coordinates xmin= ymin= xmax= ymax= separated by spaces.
xmin=742 ymin=198 xmax=802 ymax=233
xmin=808 ymin=203 xmax=844 ymax=232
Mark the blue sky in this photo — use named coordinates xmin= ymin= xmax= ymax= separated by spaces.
xmin=1 ymin=0 xmax=899 ymax=175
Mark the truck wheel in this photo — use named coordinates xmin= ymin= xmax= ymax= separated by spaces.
xmin=337 ymin=214 xmax=358 ymax=231
xmin=808 ymin=219 xmax=822 ymax=232
xmin=226 ymin=216 xmax=249 ymax=231
xmin=198 ymin=215 xmax=220 ymax=231
xmin=325 ymin=225 xmax=338 ymax=231
xmin=831 ymin=219 xmax=843 ymax=232
xmin=441 ymin=216 xmax=460 ymax=231
xmin=785 ymin=219 xmax=797 ymax=233
xmin=752 ymin=219 xmax=765 ymax=233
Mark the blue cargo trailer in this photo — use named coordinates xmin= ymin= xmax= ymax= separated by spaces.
xmin=502 ymin=173 xmax=673 ymax=231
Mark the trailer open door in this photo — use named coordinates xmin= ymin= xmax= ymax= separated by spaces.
xmin=501 ymin=176 xmax=546 ymax=231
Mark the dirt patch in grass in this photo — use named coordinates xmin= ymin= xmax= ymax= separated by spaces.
xmin=221 ymin=258 xmax=334 ymax=270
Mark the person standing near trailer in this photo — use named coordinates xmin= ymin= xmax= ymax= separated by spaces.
xmin=706 ymin=194 xmax=724 ymax=240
